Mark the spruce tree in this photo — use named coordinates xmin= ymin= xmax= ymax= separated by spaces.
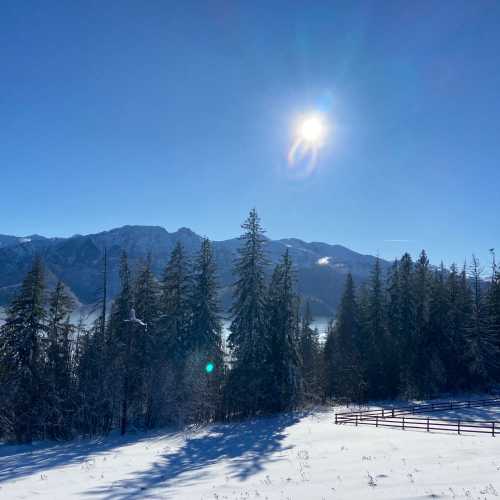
xmin=159 ymin=241 xmax=192 ymax=425
xmin=134 ymin=255 xmax=161 ymax=428
xmin=412 ymin=250 xmax=431 ymax=396
xmin=398 ymin=253 xmax=417 ymax=396
xmin=45 ymin=280 xmax=75 ymax=439
xmin=443 ymin=263 xmax=470 ymax=390
xmin=0 ymin=257 xmax=46 ymax=443
xmin=76 ymin=250 xmax=111 ymax=436
xmin=326 ymin=273 xmax=364 ymax=401
xmin=265 ymin=250 xmax=303 ymax=412
xmin=385 ymin=259 xmax=402 ymax=397
xmin=465 ymin=257 xmax=498 ymax=387
xmin=363 ymin=257 xmax=388 ymax=398
xmin=425 ymin=265 xmax=448 ymax=394
xmin=108 ymin=252 xmax=137 ymax=435
xmin=487 ymin=255 xmax=500 ymax=381
xmin=187 ymin=238 xmax=224 ymax=422
xmin=226 ymin=209 xmax=269 ymax=417
xmin=299 ymin=301 xmax=322 ymax=402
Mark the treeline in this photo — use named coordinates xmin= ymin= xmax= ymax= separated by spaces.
xmin=0 ymin=210 xmax=499 ymax=443
xmin=324 ymin=252 xmax=500 ymax=402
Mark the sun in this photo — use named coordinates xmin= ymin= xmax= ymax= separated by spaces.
xmin=298 ymin=115 xmax=325 ymax=144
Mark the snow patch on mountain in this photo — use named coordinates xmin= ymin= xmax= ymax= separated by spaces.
xmin=317 ymin=256 xmax=331 ymax=266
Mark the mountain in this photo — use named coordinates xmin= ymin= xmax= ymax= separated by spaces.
xmin=0 ymin=225 xmax=389 ymax=316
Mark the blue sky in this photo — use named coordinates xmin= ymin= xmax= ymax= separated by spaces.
xmin=1 ymin=1 xmax=499 ymax=267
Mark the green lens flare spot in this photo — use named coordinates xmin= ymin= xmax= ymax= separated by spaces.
xmin=205 ymin=362 xmax=214 ymax=374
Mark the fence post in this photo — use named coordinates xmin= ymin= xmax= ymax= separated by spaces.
xmin=458 ymin=420 xmax=461 ymax=435
xmin=427 ymin=417 xmax=429 ymax=432
xmin=392 ymin=408 xmax=395 ymax=418
xmin=402 ymin=417 xmax=405 ymax=430
xmin=335 ymin=414 xmax=338 ymax=424
xmin=493 ymin=422 xmax=495 ymax=437
xmin=376 ymin=416 xmax=378 ymax=427
xmin=382 ymin=409 xmax=385 ymax=418
xmin=356 ymin=415 xmax=358 ymax=427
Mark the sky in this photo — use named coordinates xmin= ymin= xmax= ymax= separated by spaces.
xmin=1 ymin=0 xmax=500 ymax=267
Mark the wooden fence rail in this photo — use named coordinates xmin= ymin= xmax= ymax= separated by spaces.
xmin=335 ymin=397 xmax=500 ymax=419
xmin=334 ymin=397 xmax=500 ymax=436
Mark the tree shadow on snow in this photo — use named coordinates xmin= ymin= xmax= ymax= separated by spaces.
xmin=0 ymin=430 xmax=176 ymax=484
xmin=84 ymin=413 xmax=301 ymax=499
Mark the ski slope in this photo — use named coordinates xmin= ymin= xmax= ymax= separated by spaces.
xmin=1 ymin=403 xmax=499 ymax=499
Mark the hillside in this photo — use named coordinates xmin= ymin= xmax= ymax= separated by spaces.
xmin=1 ymin=399 xmax=499 ymax=499
xmin=0 ymin=226 xmax=389 ymax=316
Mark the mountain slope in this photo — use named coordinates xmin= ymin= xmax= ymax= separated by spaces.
xmin=0 ymin=226 xmax=389 ymax=315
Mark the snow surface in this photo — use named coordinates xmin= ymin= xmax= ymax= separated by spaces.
xmin=1 ymin=403 xmax=500 ymax=499
xmin=317 ymin=256 xmax=331 ymax=266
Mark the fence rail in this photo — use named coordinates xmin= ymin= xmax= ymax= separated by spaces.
xmin=334 ymin=397 xmax=500 ymax=436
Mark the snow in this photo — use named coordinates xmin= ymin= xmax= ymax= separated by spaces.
xmin=317 ymin=256 xmax=331 ymax=266
xmin=1 ymin=403 xmax=500 ymax=499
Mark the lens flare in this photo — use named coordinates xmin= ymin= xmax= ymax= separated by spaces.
xmin=299 ymin=116 xmax=325 ymax=144
xmin=205 ymin=362 xmax=215 ymax=374
xmin=287 ymin=112 xmax=329 ymax=177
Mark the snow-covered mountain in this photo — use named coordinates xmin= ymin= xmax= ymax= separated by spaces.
xmin=0 ymin=226 xmax=389 ymax=315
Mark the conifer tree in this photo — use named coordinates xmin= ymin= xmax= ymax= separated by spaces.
xmin=465 ymin=257 xmax=498 ymax=386
xmin=443 ymin=263 xmax=470 ymax=389
xmin=299 ymin=301 xmax=322 ymax=402
xmin=398 ymin=253 xmax=417 ymax=396
xmin=326 ymin=273 xmax=364 ymax=401
xmin=265 ymin=250 xmax=303 ymax=412
xmin=487 ymin=253 xmax=500 ymax=380
xmin=424 ymin=265 xmax=448 ymax=394
xmin=159 ymin=242 xmax=192 ymax=424
xmin=363 ymin=257 xmax=388 ymax=398
xmin=186 ymin=238 xmax=224 ymax=422
xmin=226 ymin=209 xmax=269 ymax=417
xmin=76 ymin=250 xmax=111 ymax=436
xmin=0 ymin=257 xmax=46 ymax=443
xmin=412 ymin=250 xmax=431 ymax=396
xmin=385 ymin=259 xmax=402 ymax=397
xmin=134 ymin=255 xmax=160 ymax=428
xmin=45 ymin=280 xmax=75 ymax=439
xmin=108 ymin=252 xmax=137 ymax=435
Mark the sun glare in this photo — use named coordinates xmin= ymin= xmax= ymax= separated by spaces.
xmin=299 ymin=116 xmax=325 ymax=144
xmin=287 ymin=112 xmax=329 ymax=177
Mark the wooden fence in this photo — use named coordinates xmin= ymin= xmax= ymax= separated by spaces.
xmin=334 ymin=397 xmax=500 ymax=436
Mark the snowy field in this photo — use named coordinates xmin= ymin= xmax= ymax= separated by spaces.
xmin=1 ymin=402 xmax=500 ymax=500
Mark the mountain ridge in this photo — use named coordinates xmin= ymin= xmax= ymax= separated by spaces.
xmin=0 ymin=225 xmax=389 ymax=316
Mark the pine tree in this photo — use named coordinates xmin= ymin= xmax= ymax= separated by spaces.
xmin=0 ymin=257 xmax=46 ymax=443
xmin=398 ymin=253 xmax=417 ymax=396
xmin=76 ymin=249 xmax=111 ymax=436
xmin=265 ymin=250 xmax=303 ymax=412
xmin=134 ymin=254 xmax=161 ymax=428
xmin=45 ymin=280 xmax=75 ymax=439
xmin=385 ymin=259 xmax=402 ymax=397
xmin=487 ymin=253 xmax=500 ymax=381
xmin=443 ymin=264 xmax=470 ymax=390
xmin=363 ymin=257 xmax=388 ymax=398
xmin=465 ymin=257 xmax=498 ymax=387
xmin=226 ymin=209 xmax=269 ymax=417
xmin=107 ymin=252 xmax=137 ymax=435
xmin=412 ymin=250 xmax=431 ymax=396
xmin=424 ymin=265 xmax=448 ymax=395
xmin=325 ymin=274 xmax=365 ymax=401
xmin=158 ymin=242 xmax=192 ymax=425
xmin=299 ymin=301 xmax=322 ymax=402
xmin=186 ymin=238 xmax=224 ymax=422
